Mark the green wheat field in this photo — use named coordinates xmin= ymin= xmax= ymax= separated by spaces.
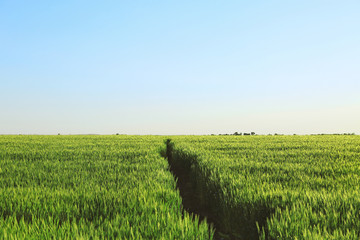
xmin=1 ymin=135 xmax=359 ymax=239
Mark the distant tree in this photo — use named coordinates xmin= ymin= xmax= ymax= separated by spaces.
xmin=234 ymin=132 xmax=239 ymax=135
xmin=116 ymin=133 xmax=119 ymax=135
xmin=251 ymin=132 xmax=255 ymax=135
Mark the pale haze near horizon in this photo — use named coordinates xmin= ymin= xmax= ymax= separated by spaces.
xmin=1 ymin=1 xmax=359 ymax=135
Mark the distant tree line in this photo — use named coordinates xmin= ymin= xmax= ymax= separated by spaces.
xmin=213 ymin=132 xmax=256 ymax=136
xmin=311 ymin=133 xmax=356 ymax=136
xmin=211 ymin=132 xmax=356 ymax=136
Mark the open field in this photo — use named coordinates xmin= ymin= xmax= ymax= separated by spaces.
xmin=1 ymin=135 xmax=359 ymax=239
xmin=167 ymin=135 xmax=360 ymax=239
xmin=0 ymin=136 xmax=211 ymax=239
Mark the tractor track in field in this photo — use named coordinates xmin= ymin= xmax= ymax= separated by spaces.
xmin=162 ymin=139 xmax=245 ymax=240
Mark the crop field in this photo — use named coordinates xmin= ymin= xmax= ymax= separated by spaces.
xmin=167 ymin=135 xmax=360 ymax=239
xmin=1 ymin=135 xmax=360 ymax=239
xmin=0 ymin=135 xmax=211 ymax=239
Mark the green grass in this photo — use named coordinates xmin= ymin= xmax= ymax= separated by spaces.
xmin=1 ymin=135 xmax=359 ymax=239
xmin=167 ymin=135 xmax=360 ymax=239
xmin=0 ymin=135 xmax=212 ymax=239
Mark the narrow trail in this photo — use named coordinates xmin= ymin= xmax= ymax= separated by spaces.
xmin=161 ymin=139 xmax=243 ymax=240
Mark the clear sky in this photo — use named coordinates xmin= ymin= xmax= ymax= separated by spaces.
xmin=1 ymin=1 xmax=359 ymax=135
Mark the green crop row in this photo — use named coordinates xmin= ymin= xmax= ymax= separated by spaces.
xmin=0 ymin=135 xmax=213 ymax=239
xmin=167 ymin=135 xmax=360 ymax=239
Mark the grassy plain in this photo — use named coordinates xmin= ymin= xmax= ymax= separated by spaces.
xmin=1 ymin=135 xmax=359 ymax=239
xmin=0 ymin=135 xmax=211 ymax=239
xmin=168 ymin=135 xmax=360 ymax=239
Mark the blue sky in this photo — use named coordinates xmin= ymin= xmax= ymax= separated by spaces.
xmin=1 ymin=1 xmax=359 ymax=135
